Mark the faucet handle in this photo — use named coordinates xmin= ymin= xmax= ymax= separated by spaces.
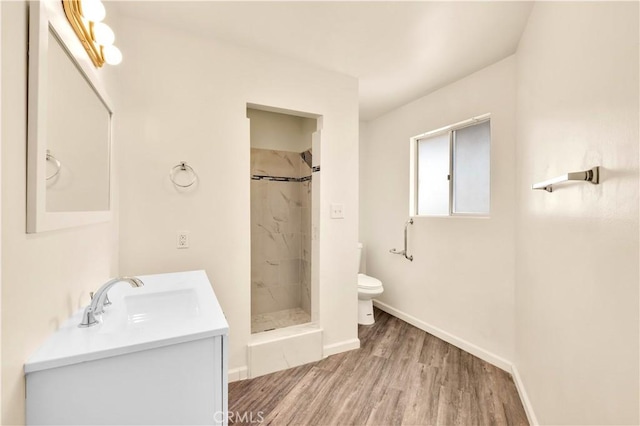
xmin=78 ymin=306 xmax=99 ymax=328
xmin=90 ymin=291 xmax=94 ymax=300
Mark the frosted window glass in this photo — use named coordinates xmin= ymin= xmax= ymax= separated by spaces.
xmin=417 ymin=133 xmax=450 ymax=215
xmin=453 ymin=121 xmax=490 ymax=214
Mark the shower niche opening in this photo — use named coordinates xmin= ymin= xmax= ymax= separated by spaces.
xmin=248 ymin=106 xmax=320 ymax=334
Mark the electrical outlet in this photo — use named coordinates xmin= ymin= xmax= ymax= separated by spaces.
xmin=177 ymin=232 xmax=189 ymax=249
xmin=330 ymin=203 xmax=344 ymax=219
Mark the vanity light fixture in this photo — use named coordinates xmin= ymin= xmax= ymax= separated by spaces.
xmin=62 ymin=0 xmax=122 ymax=67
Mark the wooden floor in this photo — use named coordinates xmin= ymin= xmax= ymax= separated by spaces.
xmin=229 ymin=308 xmax=528 ymax=425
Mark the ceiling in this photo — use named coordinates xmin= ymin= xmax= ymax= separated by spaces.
xmin=116 ymin=1 xmax=533 ymax=121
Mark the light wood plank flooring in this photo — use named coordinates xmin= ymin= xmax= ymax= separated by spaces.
xmin=229 ymin=308 xmax=528 ymax=425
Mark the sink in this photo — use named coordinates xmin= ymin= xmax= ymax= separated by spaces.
xmin=125 ymin=288 xmax=200 ymax=325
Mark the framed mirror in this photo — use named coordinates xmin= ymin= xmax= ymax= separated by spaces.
xmin=27 ymin=0 xmax=113 ymax=233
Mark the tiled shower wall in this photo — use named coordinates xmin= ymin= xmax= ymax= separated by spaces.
xmin=251 ymin=148 xmax=312 ymax=318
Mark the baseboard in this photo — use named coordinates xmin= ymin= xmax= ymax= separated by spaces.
xmin=511 ymin=365 xmax=539 ymax=426
xmin=323 ymin=338 xmax=360 ymax=358
xmin=228 ymin=366 xmax=248 ymax=383
xmin=373 ymin=300 xmax=512 ymax=372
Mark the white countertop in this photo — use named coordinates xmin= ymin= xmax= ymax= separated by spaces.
xmin=25 ymin=270 xmax=229 ymax=373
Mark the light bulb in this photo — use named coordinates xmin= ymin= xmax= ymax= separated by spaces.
xmin=103 ymin=45 xmax=122 ymax=65
xmin=93 ymin=22 xmax=115 ymax=46
xmin=81 ymin=0 xmax=106 ymax=22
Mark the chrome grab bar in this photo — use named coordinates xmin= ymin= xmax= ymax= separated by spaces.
xmin=390 ymin=218 xmax=414 ymax=261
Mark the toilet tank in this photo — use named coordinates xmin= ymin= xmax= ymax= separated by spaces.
xmin=357 ymin=243 xmax=363 ymax=272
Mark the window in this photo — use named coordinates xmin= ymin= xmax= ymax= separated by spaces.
xmin=411 ymin=117 xmax=490 ymax=216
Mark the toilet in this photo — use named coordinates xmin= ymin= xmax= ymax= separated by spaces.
xmin=357 ymin=243 xmax=384 ymax=325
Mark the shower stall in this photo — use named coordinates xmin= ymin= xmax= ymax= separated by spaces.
xmin=248 ymin=107 xmax=318 ymax=334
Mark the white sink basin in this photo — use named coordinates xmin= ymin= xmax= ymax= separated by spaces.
xmin=125 ymin=288 xmax=200 ymax=325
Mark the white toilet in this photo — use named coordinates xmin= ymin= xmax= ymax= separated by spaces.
xmin=357 ymin=243 xmax=384 ymax=325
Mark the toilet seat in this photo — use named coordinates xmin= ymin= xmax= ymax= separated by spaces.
xmin=358 ymin=273 xmax=382 ymax=290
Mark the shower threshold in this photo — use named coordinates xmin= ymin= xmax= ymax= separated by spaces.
xmin=251 ymin=307 xmax=311 ymax=334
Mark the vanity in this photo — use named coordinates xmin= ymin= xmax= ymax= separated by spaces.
xmin=24 ymin=270 xmax=229 ymax=425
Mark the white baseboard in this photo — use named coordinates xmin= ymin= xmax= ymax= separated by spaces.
xmin=373 ymin=300 xmax=512 ymax=372
xmin=511 ymin=365 xmax=539 ymax=426
xmin=228 ymin=366 xmax=248 ymax=383
xmin=323 ymin=338 xmax=360 ymax=358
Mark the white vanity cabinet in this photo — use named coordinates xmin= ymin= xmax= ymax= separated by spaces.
xmin=25 ymin=271 xmax=229 ymax=425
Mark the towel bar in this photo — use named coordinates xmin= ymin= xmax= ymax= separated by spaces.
xmin=532 ymin=166 xmax=599 ymax=193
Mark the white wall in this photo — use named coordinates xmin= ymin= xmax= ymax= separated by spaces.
xmin=247 ymin=108 xmax=314 ymax=152
xmin=515 ymin=2 xmax=639 ymax=424
xmin=360 ymin=56 xmax=517 ymax=366
xmin=0 ymin=3 xmax=3 ymax=422
xmin=1 ymin=2 xmax=120 ymax=424
xmin=116 ymin=15 xmax=360 ymax=377
xmin=358 ymin=121 xmax=368 ymax=274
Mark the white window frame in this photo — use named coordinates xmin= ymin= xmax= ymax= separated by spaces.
xmin=409 ymin=113 xmax=491 ymax=218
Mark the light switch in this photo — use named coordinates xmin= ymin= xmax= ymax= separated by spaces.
xmin=330 ymin=204 xmax=344 ymax=219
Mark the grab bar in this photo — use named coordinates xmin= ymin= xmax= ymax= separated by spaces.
xmin=532 ymin=166 xmax=599 ymax=193
xmin=390 ymin=218 xmax=414 ymax=261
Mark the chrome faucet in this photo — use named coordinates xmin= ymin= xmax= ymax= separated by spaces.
xmin=79 ymin=277 xmax=144 ymax=328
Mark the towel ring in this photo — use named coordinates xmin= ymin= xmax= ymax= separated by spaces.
xmin=169 ymin=161 xmax=197 ymax=188
xmin=46 ymin=149 xmax=61 ymax=180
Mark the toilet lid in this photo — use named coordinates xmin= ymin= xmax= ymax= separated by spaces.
xmin=358 ymin=273 xmax=382 ymax=289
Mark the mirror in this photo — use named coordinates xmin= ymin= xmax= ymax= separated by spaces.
xmin=28 ymin=0 xmax=113 ymax=232
xmin=46 ymin=29 xmax=110 ymax=212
